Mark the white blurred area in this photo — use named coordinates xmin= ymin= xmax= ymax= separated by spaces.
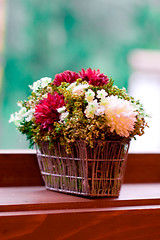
xmin=128 ymin=49 xmax=160 ymax=153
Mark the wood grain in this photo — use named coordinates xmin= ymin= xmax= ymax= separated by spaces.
xmin=0 ymin=152 xmax=160 ymax=239
xmin=0 ymin=207 xmax=160 ymax=240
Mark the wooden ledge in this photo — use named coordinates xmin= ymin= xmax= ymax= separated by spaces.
xmin=0 ymin=152 xmax=160 ymax=239
xmin=0 ymin=184 xmax=160 ymax=240
xmin=0 ymin=184 xmax=160 ymax=214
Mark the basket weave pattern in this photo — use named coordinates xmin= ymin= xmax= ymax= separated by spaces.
xmin=36 ymin=140 xmax=130 ymax=197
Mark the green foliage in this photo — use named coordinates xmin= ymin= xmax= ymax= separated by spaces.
xmin=18 ymin=121 xmax=36 ymax=148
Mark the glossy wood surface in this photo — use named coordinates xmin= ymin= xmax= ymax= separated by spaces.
xmin=0 ymin=207 xmax=160 ymax=240
xmin=0 ymin=184 xmax=160 ymax=213
xmin=0 ymin=152 xmax=160 ymax=239
xmin=0 ymin=185 xmax=160 ymax=240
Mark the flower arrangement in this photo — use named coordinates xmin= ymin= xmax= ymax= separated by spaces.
xmin=9 ymin=68 xmax=148 ymax=153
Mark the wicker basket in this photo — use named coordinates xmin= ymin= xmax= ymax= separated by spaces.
xmin=36 ymin=140 xmax=130 ymax=197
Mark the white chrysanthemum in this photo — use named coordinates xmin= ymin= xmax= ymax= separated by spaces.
xmin=97 ymin=89 xmax=108 ymax=99
xmin=84 ymin=100 xmax=98 ymax=118
xmin=72 ymin=83 xmax=89 ymax=95
xmin=104 ymin=95 xmax=138 ymax=137
xmin=85 ymin=89 xmax=95 ymax=102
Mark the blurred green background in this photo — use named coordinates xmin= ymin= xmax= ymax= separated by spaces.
xmin=1 ymin=0 xmax=160 ymax=149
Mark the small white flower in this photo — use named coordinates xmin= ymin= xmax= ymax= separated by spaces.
xmin=42 ymin=93 xmax=48 ymax=99
xmin=9 ymin=107 xmax=27 ymax=127
xmin=29 ymin=80 xmax=41 ymax=92
xmin=9 ymin=114 xmax=17 ymax=124
xmin=84 ymin=100 xmax=98 ymax=118
xmin=97 ymin=89 xmax=108 ymax=99
xmin=57 ymin=106 xmax=66 ymax=113
xmin=85 ymin=89 xmax=95 ymax=102
xmin=23 ymin=108 xmax=35 ymax=122
xmin=72 ymin=83 xmax=89 ymax=95
xmin=95 ymin=105 xmax=105 ymax=116
xmin=100 ymin=97 xmax=108 ymax=106
xmin=18 ymin=107 xmax=27 ymax=118
xmin=17 ymin=101 xmax=23 ymax=107
xmin=59 ymin=111 xmax=69 ymax=123
xmin=29 ymin=77 xmax=52 ymax=92
xmin=40 ymin=77 xmax=52 ymax=88
xmin=66 ymin=82 xmax=77 ymax=91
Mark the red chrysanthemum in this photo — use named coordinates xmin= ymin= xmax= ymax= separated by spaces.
xmin=79 ymin=68 xmax=109 ymax=86
xmin=53 ymin=70 xmax=80 ymax=86
xmin=34 ymin=92 xmax=65 ymax=131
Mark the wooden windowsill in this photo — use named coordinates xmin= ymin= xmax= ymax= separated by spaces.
xmin=0 ymin=184 xmax=160 ymax=214
xmin=0 ymin=184 xmax=160 ymax=239
xmin=0 ymin=152 xmax=160 ymax=239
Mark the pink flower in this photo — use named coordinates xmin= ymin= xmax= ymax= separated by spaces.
xmin=79 ymin=68 xmax=109 ymax=86
xmin=34 ymin=92 xmax=64 ymax=131
xmin=53 ymin=70 xmax=80 ymax=86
